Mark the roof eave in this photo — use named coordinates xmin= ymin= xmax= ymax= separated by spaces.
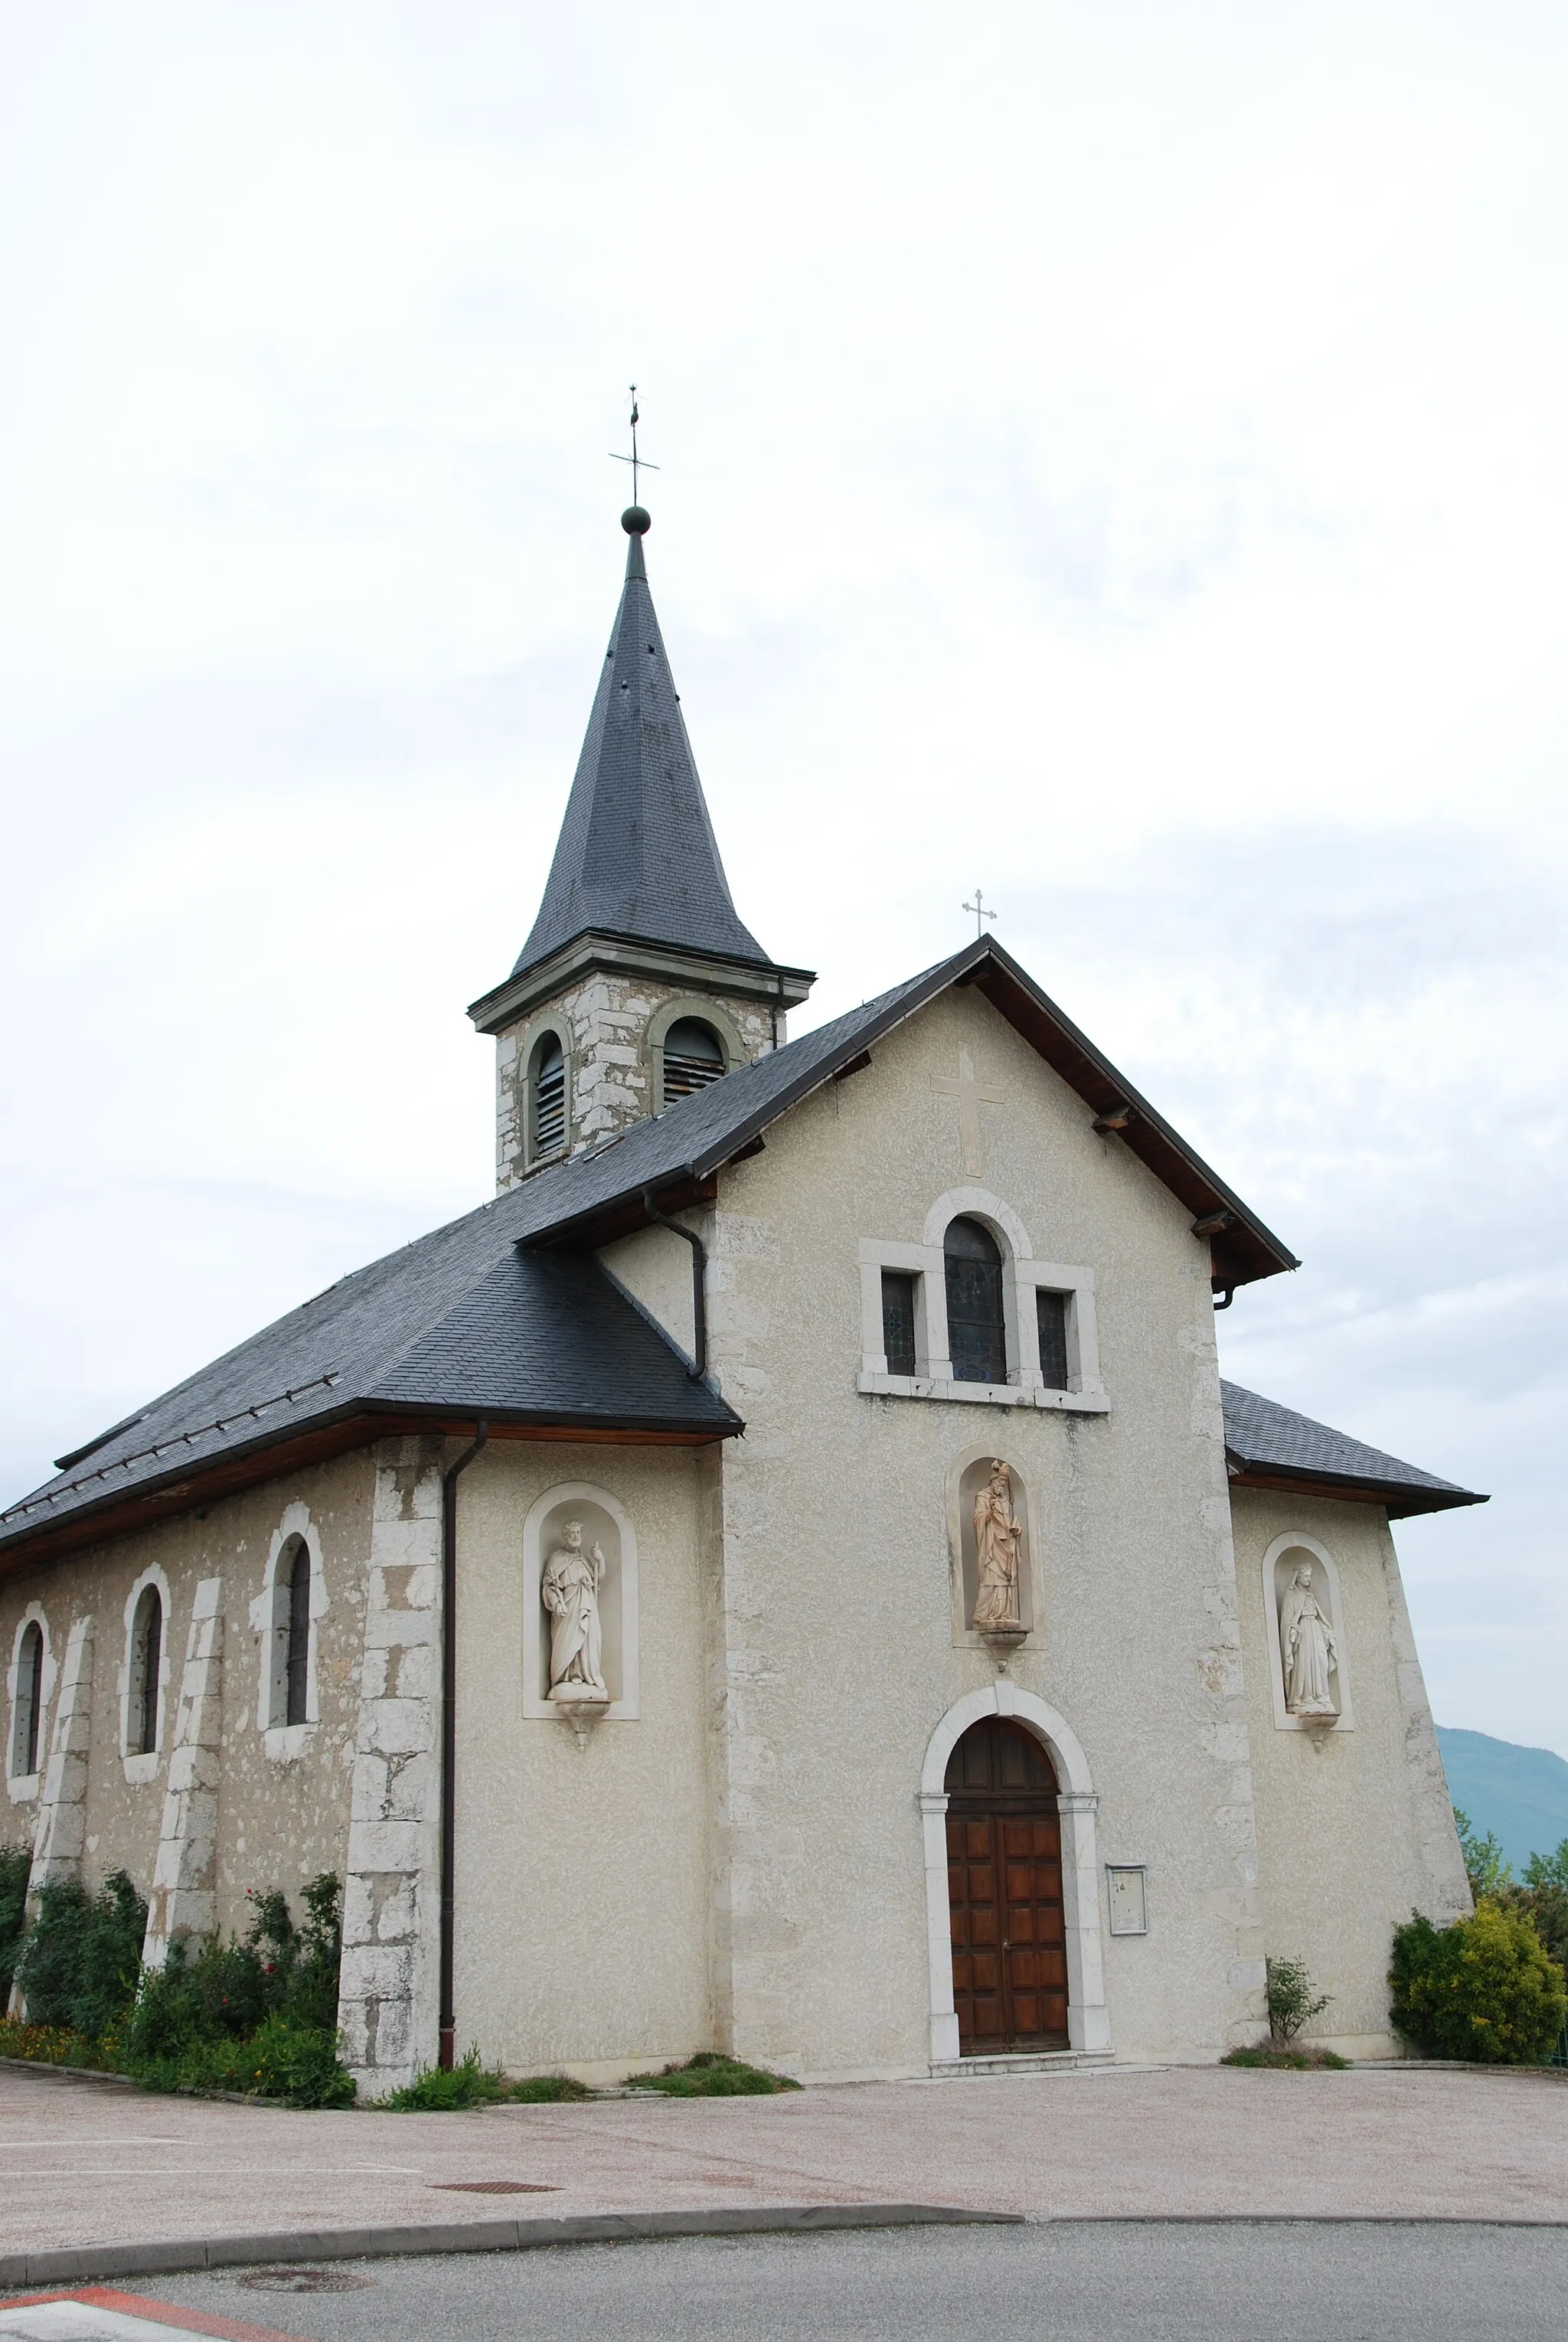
xmin=1227 ymin=1455 xmax=1488 ymax=1520
xmin=965 ymin=946 xmax=1299 ymax=1289
xmin=0 ymin=1394 xmax=742 ymax=1574
xmin=469 ymin=929 xmax=817 ymax=1034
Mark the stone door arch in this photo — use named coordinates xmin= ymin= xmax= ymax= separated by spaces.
xmin=946 ymin=1716 xmax=1067 ymax=2050
xmin=920 ymin=1684 xmax=1110 ymax=2062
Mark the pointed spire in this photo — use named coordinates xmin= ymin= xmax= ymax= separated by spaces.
xmin=509 ymin=508 xmax=776 ymax=980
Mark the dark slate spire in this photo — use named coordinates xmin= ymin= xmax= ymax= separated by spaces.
xmin=511 ymin=509 xmax=775 ymax=979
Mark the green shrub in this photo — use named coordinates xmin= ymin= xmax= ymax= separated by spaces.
xmin=159 ymin=2013 xmax=356 ymax=2108
xmin=1390 ymin=1901 xmax=1568 ymax=2065
xmin=1492 ymin=1883 xmax=1568 ymax=1975
xmin=384 ymin=2046 xmax=506 ymax=2111
xmin=123 ymin=1873 xmax=349 ymax=2106
xmin=635 ymin=2052 xmax=801 ymax=2097
xmin=0 ymin=1845 xmax=31 ymax=2000
xmin=14 ymin=1871 xmax=147 ymax=2037
xmin=1524 ymin=1840 xmax=1568 ymax=1895
xmin=1265 ymin=1957 xmax=1331 ymax=2045
xmin=1454 ymin=1808 xmax=1512 ymax=1898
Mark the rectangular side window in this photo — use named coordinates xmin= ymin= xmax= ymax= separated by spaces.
xmin=1036 ymin=1289 xmax=1070 ymax=1390
xmin=880 ymin=1270 xmax=918 ymax=1377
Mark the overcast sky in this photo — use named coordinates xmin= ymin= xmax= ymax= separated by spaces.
xmin=2 ymin=3 xmax=1563 ymax=1759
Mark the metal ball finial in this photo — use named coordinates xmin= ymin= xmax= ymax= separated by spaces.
xmin=622 ymin=505 xmax=651 ymax=536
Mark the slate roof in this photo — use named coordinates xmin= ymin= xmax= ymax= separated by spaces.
xmin=508 ymin=524 xmax=778 ymax=980
xmin=1221 ymin=1380 xmax=1487 ymax=1518
xmin=9 ymin=935 xmax=1472 ymax=1566
xmin=0 ymin=1235 xmax=738 ymax=1566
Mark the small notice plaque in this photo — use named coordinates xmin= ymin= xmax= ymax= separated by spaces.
xmin=1106 ymin=1865 xmax=1148 ymax=1936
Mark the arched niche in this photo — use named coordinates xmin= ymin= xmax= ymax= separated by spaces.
xmin=521 ymin=1483 xmax=640 ymax=1722
xmin=1261 ymin=1532 xmax=1354 ymax=1732
xmin=946 ymin=1444 xmax=1040 ymax=1646
xmin=919 ymin=1684 xmax=1109 ymax=2062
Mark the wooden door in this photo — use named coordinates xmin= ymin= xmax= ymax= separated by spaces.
xmin=946 ymin=1718 xmax=1068 ymax=2051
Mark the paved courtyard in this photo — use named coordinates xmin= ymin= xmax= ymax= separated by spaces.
xmin=1 ymin=2060 xmax=1565 ymax=2262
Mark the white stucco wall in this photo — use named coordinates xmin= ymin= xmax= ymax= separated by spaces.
xmin=449 ymin=1439 xmax=713 ymax=2081
xmin=1233 ymin=1487 xmax=1472 ymax=2058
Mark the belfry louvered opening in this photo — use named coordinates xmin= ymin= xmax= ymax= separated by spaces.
xmin=662 ymin=1017 xmax=726 ymax=1102
xmin=530 ymin=1033 xmax=567 ymax=1158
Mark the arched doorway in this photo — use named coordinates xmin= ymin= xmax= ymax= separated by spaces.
xmin=946 ymin=1716 xmax=1068 ymax=2051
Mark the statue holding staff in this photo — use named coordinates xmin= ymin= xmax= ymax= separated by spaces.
xmin=972 ymin=1460 xmax=1024 ymax=1632
xmin=542 ymin=1520 xmax=609 ymax=1702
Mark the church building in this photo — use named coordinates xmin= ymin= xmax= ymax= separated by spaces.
xmin=0 ymin=501 xmax=1483 ymax=2092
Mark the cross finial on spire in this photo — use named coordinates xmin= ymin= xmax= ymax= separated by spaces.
xmin=963 ymin=889 xmax=998 ymax=939
xmin=610 ymin=384 xmax=660 ymax=512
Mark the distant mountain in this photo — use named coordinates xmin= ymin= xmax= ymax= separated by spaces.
xmin=1437 ymin=1727 xmax=1568 ymax=1876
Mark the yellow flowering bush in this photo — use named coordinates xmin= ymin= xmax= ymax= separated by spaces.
xmin=1390 ymin=1899 xmax=1568 ymax=2065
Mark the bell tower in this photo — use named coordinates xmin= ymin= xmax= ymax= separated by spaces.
xmin=468 ymin=505 xmax=814 ymax=1188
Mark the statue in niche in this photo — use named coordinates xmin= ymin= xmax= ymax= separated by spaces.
xmin=541 ymin=1521 xmax=609 ymax=1704
xmin=972 ymin=1460 xmax=1024 ymax=1633
xmin=1279 ymin=1561 xmax=1338 ymax=1716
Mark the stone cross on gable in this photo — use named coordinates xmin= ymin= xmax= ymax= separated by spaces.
xmin=933 ymin=1044 xmax=1006 ymax=1176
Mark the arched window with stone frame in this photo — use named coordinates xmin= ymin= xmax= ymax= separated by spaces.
xmin=9 ymin=1615 xmax=46 ymax=1783
xmin=944 ymin=1216 xmax=1008 ymax=1385
xmin=648 ymin=998 xmax=745 ymax=1114
xmin=252 ymin=1507 xmax=325 ymax=1750
xmin=128 ymin=1582 xmax=164 ymax=1756
xmin=660 ymin=1017 xmax=726 ymax=1102
xmin=528 ymin=1027 xmax=569 ymax=1163
xmin=283 ymin=1538 xmax=311 ymax=1727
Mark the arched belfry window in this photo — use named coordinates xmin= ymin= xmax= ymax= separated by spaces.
xmin=283 ymin=1538 xmax=311 ymax=1729
xmin=129 ymin=1583 xmax=163 ymax=1756
xmin=662 ymin=1017 xmax=726 ymax=1102
xmin=11 ymin=1619 xmax=44 ymax=1779
xmin=530 ymin=1032 xmax=567 ymax=1159
xmin=945 ymin=1217 xmax=1006 ymax=1385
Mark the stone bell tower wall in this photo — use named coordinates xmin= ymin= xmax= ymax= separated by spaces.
xmin=491 ymin=950 xmax=787 ymax=1188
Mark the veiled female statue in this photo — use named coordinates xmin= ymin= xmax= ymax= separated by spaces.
xmin=541 ymin=1521 xmax=609 ymax=1702
xmin=1279 ymin=1560 xmax=1338 ymax=1716
xmin=972 ymin=1460 xmax=1024 ymax=1632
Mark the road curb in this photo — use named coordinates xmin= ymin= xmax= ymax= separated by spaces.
xmin=0 ymin=2203 xmax=1020 ymax=2288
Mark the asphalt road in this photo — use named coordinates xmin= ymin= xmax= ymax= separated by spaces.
xmin=149 ymin=2221 xmax=1568 ymax=2341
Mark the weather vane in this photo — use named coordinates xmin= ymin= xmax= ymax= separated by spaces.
xmin=609 ymin=385 xmax=660 ymax=506
xmin=963 ymin=889 xmax=998 ymax=939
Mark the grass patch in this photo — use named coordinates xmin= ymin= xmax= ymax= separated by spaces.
xmin=505 ymin=2073 xmax=593 ymax=2103
xmin=384 ymin=2047 xmax=508 ymax=2111
xmin=632 ymin=2052 xmax=802 ymax=2097
xmin=1222 ymin=2045 xmax=1351 ymax=2071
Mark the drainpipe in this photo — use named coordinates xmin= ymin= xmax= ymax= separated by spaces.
xmin=438 ymin=1417 xmax=488 ymax=2073
xmin=642 ymin=1187 xmax=707 ymax=1379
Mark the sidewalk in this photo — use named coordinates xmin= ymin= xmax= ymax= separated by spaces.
xmin=2 ymin=2059 xmax=1565 ymax=2279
